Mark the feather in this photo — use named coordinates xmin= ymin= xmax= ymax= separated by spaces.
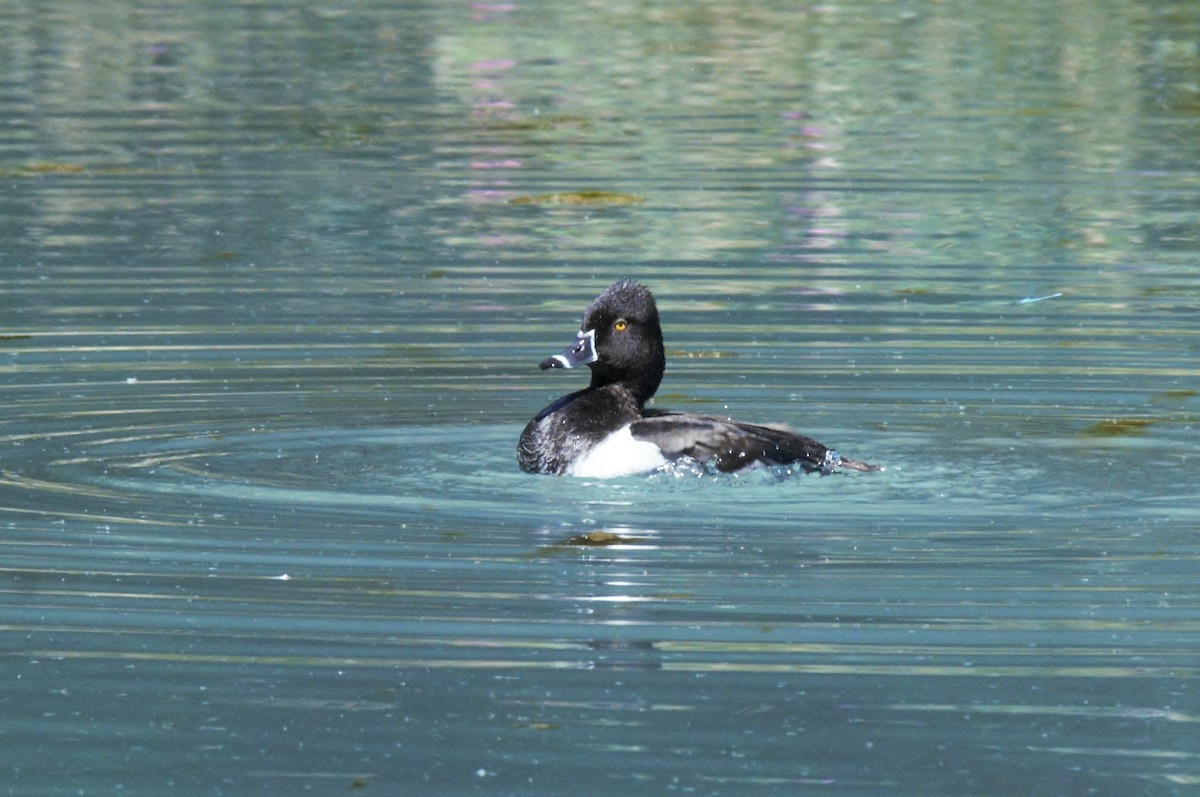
xmin=631 ymin=411 xmax=880 ymax=473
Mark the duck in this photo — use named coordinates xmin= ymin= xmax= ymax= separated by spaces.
xmin=517 ymin=279 xmax=880 ymax=478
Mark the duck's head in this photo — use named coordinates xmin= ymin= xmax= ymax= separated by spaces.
xmin=538 ymin=279 xmax=665 ymax=403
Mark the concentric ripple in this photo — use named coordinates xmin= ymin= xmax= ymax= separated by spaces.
xmin=1 ymin=411 xmax=1130 ymax=539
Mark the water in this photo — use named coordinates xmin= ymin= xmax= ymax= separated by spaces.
xmin=3 ymin=1 xmax=1199 ymax=794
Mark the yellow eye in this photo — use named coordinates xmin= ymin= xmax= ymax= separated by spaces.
xmin=613 ymin=319 xmax=628 ymax=332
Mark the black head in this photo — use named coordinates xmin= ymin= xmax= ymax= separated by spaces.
xmin=539 ymin=279 xmax=665 ymax=406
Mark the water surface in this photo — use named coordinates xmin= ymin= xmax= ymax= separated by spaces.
xmin=2 ymin=1 xmax=1199 ymax=794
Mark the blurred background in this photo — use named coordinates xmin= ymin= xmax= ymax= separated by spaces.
xmin=2 ymin=2 xmax=1198 ymax=794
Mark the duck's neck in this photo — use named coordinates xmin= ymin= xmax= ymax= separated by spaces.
xmin=590 ymin=352 xmax=664 ymax=409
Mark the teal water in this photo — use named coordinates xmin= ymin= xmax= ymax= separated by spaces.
xmin=3 ymin=1 xmax=1199 ymax=794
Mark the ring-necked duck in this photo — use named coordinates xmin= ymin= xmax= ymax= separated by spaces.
xmin=518 ymin=279 xmax=880 ymax=478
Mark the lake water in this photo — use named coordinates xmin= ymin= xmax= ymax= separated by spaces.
xmin=3 ymin=1 xmax=1199 ymax=794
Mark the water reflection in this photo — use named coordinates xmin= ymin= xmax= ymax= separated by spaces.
xmin=4 ymin=0 xmax=1200 ymax=794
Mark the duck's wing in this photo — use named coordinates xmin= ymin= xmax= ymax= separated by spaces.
xmin=631 ymin=411 xmax=880 ymax=473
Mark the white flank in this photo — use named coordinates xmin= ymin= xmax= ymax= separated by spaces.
xmin=567 ymin=426 xmax=668 ymax=479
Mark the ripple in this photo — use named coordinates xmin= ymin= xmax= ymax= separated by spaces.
xmin=2 ymin=414 xmax=1094 ymax=537
xmin=19 ymin=424 xmax=526 ymax=520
